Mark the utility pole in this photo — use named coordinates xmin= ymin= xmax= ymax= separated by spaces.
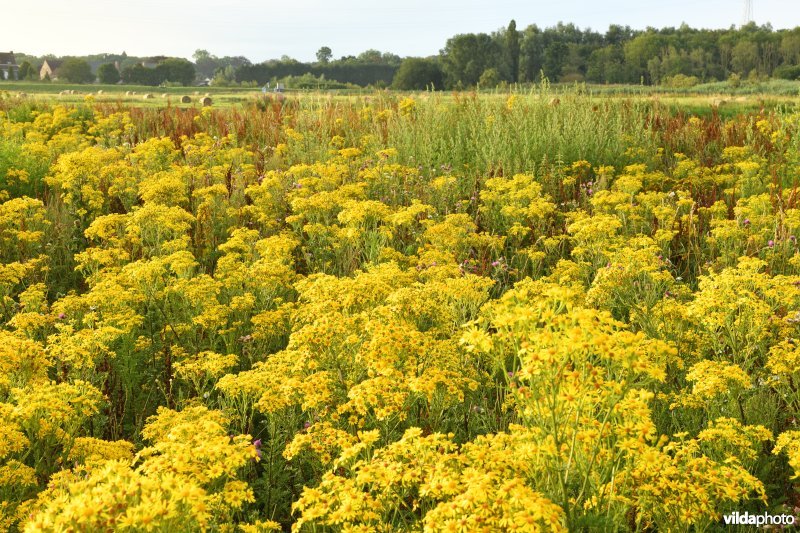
xmin=742 ymin=0 xmax=754 ymax=26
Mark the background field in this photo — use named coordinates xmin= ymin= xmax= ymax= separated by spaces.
xmin=3 ymin=79 xmax=800 ymax=113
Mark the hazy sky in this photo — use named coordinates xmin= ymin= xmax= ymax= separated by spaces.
xmin=8 ymin=0 xmax=800 ymax=62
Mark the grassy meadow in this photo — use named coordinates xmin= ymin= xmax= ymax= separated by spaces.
xmin=1 ymin=86 xmax=800 ymax=530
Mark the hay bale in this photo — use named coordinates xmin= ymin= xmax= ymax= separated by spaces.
xmin=59 ymin=90 xmax=67 ymax=96
xmin=193 ymin=91 xmax=199 ymax=95
xmin=97 ymin=90 xmax=103 ymax=95
xmin=143 ymin=93 xmax=154 ymax=100
xmin=162 ymin=93 xmax=169 ymax=98
xmin=711 ymin=98 xmax=727 ymax=108
xmin=200 ymin=96 xmax=213 ymax=107
xmin=548 ymin=97 xmax=560 ymax=106
xmin=180 ymin=95 xmax=192 ymax=104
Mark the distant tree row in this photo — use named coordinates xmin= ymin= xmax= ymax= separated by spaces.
xmin=9 ymin=22 xmax=800 ymax=89
xmin=120 ymin=59 xmax=196 ymax=86
xmin=226 ymin=23 xmax=800 ymax=90
xmin=192 ymin=50 xmax=252 ymax=80
xmin=435 ymin=21 xmax=800 ymax=88
xmin=3 ymin=54 xmax=196 ymax=86
xmin=235 ymin=49 xmax=401 ymax=87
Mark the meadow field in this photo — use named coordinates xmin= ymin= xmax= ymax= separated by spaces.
xmin=1 ymin=86 xmax=800 ymax=531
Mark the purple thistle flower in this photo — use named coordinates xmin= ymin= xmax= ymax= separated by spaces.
xmin=768 ymin=240 xmax=775 ymax=248
xmin=57 ymin=312 xmax=66 ymax=320
xmin=744 ymin=218 xmax=751 ymax=226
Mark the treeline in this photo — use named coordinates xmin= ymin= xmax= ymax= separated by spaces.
xmin=9 ymin=53 xmax=199 ymax=86
xmin=431 ymin=21 xmax=800 ymax=88
xmin=120 ymin=59 xmax=196 ymax=86
xmin=235 ymin=49 xmax=401 ymax=87
xmin=236 ymin=61 xmax=398 ymax=87
xmin=227 ymin=22 xmax=800 ymax=89
xmin=10 ymin=22 xmax=800 ymax=89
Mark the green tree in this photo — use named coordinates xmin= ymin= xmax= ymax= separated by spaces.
xmin=624 ymin=33 xmax=666 ymax=83
xmin=543 ymin=41 xmax=568 ymax=80
xmin=520 ymin=25 xmax=544 ymax=82
xmin=17 ymin=61 xmax=33 ymax=80
xmin=780 ymin=31 xmax=800 ymax=65
xmin=605 ymin=24 xmax=632 ymax=46
xmin=478 ymin=67 xmax=500 ymax=88
xmin=158 ymin=58 xmax=196 ymax=86
xmin=193 ymin=49 xmax=220 ymax=79
xmin=58 ymin=58 xmax=95 ymax=83
xmin=732 ymin=40 xmax=759 ymax=75
xmin=211 ymin=65 xmax=236 ymax=86
xmin=357 ymin=49 xmax=383 ymax=63
xmin=392 ymin=57 xmax=444 ymax=90
xmin=441 ymin=33 xmax=502 ymax=88
xmin=506 ymin=20 xmax=521 ymax=83
xmin=97 ymin=63 xmax=121 ymax=84
xmin=121 ymin=64 xmax=159 ymax=85
xmin=774 ymin=64 xmax=800 ymax=79
xmin=316 ymin=47 xmax=332 ymax=64
xmin=587 ymin=45 xmax=628 ymax=83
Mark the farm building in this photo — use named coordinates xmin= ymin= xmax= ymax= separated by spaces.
xmin=40 ymin=59 xmax=63 ymax=80
xmin=0 ymin=52 xmax=19 ymax=80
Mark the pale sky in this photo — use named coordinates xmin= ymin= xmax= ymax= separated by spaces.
xmin=7 ymin=0 xmax=800 ymax=62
